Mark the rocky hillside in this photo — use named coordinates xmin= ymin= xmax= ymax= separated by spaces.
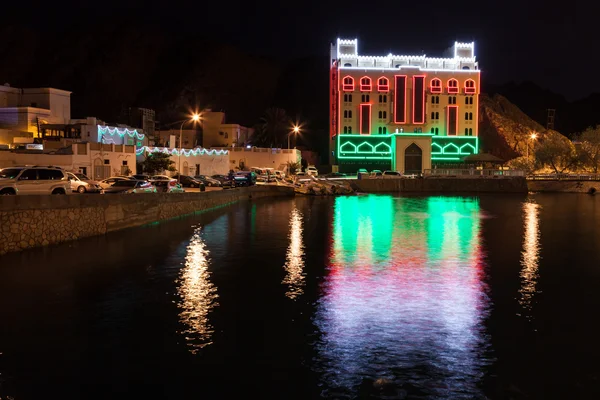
xmin=479 ymin=94 xmax=558 ymax=161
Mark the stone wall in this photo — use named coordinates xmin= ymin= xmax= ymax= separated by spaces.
xmin=527 ymin=180 xmax=600 ymax=194
xmin=350 ymin=177 xmax=528 ymax=193
xmin=0 ymin=186 xmax=293 ymax=255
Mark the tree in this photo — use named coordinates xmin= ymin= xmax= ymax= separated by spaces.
xmin=506 ymin=156 xmax=538 ymax=174
xmin=140 ymin=152 xmax=175 ymax=174
xmin=285 ymin=161 xmax=301 ymax=175
xmin=534 ymin=131 xmax=577 ymax=173
xmin=251 ymin=107 xmax=290 ymax=148
xmin=577 ymin=126 xmax=600 ymax=173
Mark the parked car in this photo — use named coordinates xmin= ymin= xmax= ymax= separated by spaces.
xmin=357 ymin=168 xmax=368 ymax=179
xmin=99 ymin=176 xmax=132 ymax=189
xmin=295 ymin=171 xmax=306 ymax=177
xmin=274 ymin=170 xmax=286 ymax=179
xmin=172 ymin=174 xmax=204 ymax=188
xmin=103 ymin=180 xmax=157 ymax=194
xmin=212 ymin=174 xmax=235 ymax=188
xmin=131 ymin=174 xmax=150 ymax=180
xmin=194 ymin=175 xmax=221 ymax=187
xmin=370 ymin=170 xmax=383 ymax=178
xmin=67 ymin=172 xmax=103 ymax=193
xmin=150 ymin=175 xmax=172 ymax=182
xmin=153 ymin=179 xmax=185 ymax=193
xmin=0 ymin=166 xmax=71 ymax=195
xmin=233 ymin=171 xmax=257 ymax=186
xmin=306 ymin=166 xmax=319 ymax=177
xmin=382 ymin=170 xmax=401 ymax=179
xmin=325 ymin=172 xmax=347 ymax=178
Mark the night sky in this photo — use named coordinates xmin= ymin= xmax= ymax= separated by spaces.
xmin=5 ymin=0 xmax=600 ymax=100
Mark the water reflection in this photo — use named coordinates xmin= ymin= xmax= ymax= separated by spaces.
xmin=316 ymin=196 xmax=489 ymax=398
xmin=282 ymin=208 xmax=305 ymax=299
xmin=177 ymin=227 xmax=218 ymax=353
xmin=519 ymin=201 xmax=541 ymax=318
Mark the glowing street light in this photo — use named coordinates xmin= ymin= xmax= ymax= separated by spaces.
xmin=527 ymin=132 xmax=538 ymax=158
xmin=179 ymin=113 xmax=201 ymax=183
xmin=288 ymin=125 xmax=301 ymax=150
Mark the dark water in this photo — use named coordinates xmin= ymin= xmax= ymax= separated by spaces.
xmin=1 ymin=194 xmax=600 ymax=399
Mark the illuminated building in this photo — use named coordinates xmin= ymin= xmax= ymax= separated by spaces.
xmin=329 ymin=39 xmax=480 ymax=173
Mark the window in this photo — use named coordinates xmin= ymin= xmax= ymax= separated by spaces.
xmin=448 ymin=96 xmax=456 ymax=105
xmin=344 ymin=63 xmax=352 ymax=67
xmin=469 ymin=128 xmax=473 ymax=135
xmin=465 ymin=79 xmax=476 ymax=94
xmin=18 ymin=169 xmax=38 ymax=180
xmin=465 ymin=112 xmax=469 ymax=120
xmin=122 ymin=161 xmax=128 ymax=166
xmin=431 ymin=112 xmax=439 ymax=120
xmin=465 ymin=128 xmax=469 ymax=135
xmin=344 ymin=94 xmax=353 ymax=102
xmin=447 ymin=79 xmax=459 ymax=94
xmin=469 ymin=112 xmax=473 ymax=120
xmin=466 ymin=96 xmax=473 ymax=105
xmin=431 ymin=111 xmax=435 ymax=120
xmin=377 ymin=77 xmax=389 ymax=92
xmin=361 ymin=94 xmax=370 ymax=102
xmin=343 ymin=126 xmax=348 ymax=133
xmin=382 ymin=127 xmax=387 ymax=134
xmin=342 ymin=76 xmax=354 ymax=91
xmin=360 ymin=76 xmax=372 ymax=91
xmin=379 ymin=94 xmax=387 ymax=103
xmin=38 ymin=169 xmax=63 ymax=180
xmin=377 ymin=111 xmax=386 ymax=119
xmin=430 ymin=78 xmax=442 ymax=93
xmin=104 ymin=159 xmax=110 ymax=165
xmin=378 ymin=127 xmax=382 ymax=134
xmin=347 ymin=126 xmax=352 ymax=134
xmin=343 ymin=110 xmax=353 ymax=119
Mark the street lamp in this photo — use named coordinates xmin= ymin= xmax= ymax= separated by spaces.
xmin=288 ymin=125 xmax=300 ymax=150
xmin=179 ymin=113 xmax=201 ymax=183
xmin=527 ymin=132 xmax=538 ymax=158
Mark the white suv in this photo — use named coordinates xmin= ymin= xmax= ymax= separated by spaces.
xmin=0 ymin=166 xmax=71 ymax=195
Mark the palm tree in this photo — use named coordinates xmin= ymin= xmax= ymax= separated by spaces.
xmin=260 ymin=107 xmax=290 ymax=148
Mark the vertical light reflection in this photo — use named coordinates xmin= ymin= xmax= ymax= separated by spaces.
xmin=316 ymin=196 xmax=489 ymax=398
xmin=519 ymin=201 xmax=541 ymax=317
xmin=283 ymin=208 xmax=305 ymax=299
xmin=177 ymin=227 xmax=218 ymax=353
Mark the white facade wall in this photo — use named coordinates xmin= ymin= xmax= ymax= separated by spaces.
xmin=226 ymin=147 xmax=301 ymax=171
xmin=0 ymin=143 xmax=137 ymax=179
xmin=136 ymin=147 xmax=230 ymax=177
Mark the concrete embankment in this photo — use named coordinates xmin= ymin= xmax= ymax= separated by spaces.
xmin=527 ymin=180 xmax=600 ymax=194
xmin=350 ymin=177 xmax=528 ymax=193
xmin=0 ymin=186 xmax=293 ymax=255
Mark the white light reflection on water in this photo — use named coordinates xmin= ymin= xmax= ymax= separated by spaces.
xmin=314 ymin=196 xmax=490 ymax=399
xmin=176 ymin=227 xmax=218 ymax=353
xmin=519 ymin=201 xmax=541 ymax=319
xmin=282 ymin=208 xmax=305 ymax=299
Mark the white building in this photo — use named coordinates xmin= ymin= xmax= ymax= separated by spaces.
xmin=0 ymin=142 xmax=137 ymax=179
xmin=0 ymin=84 xmax=72 ymax=146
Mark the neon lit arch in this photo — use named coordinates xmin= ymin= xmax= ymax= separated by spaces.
xmin=465 ymin=79 xmax=476 ymax=94
xmin=430 ymin=78 xmax=442 ymax=93
xmin=360 ymin=76 xmax=372 ymax=91
xmin=447 ymin=78 xmax=459 ymax=94
xmin=356 ymin=142 xmax=375 ymax=153
xmin=377 ymin=77 xmax=389 ymax=92
xmin=342 ymin=76 xmax=354 ymax=91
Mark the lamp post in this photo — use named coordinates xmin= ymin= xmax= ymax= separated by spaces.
xmin=288 ymin=125 xmax=300 ymax=150
xmin=178 ymin=114 xmax=200 ymax=183
xmin=527 ymin=132 xmax=538 ymax=158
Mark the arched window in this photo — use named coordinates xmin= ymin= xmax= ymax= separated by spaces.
xmin=462 ymin=66 xmax=470 ymax=70
xmin=342 ymin=76 xmax=354 ymax=91
xmin=348 ymin=110 xmax=352 ymax=118
xmin=469 ymin=128 xmax=473 ymax=135
xmin=378 ymin=127 xmax=382 ymax=134
xmin=378 ymin=111 xmax=383 ymax=119
xmin=465 ymin=79 xmax=476 ymax=94
xmin=469 ymin=112 xmax=473 ymax=120
xmin=465 ymin=128 xmax=469 ymax=135
xmin=361 ymin=94 xmax=370 ymax=102
xmin=377 ymin=77 xmax=389 ymax=92
xmin=465 ymin=112 xmax=469 ymax=120
xmin=382 ymin=127 xmax=387 ymax=134
xmin=431 ymin=111 xmax=435 ymax=120
xmin=360 ymin=76 xmax=372 ymax=91
xmin=430 ymin=78 xmax=442 ymax=93
xmin=343 ymin=126 xmax=348 ymax=134
xmin=348 ymin=126 xmax=352 ymax=134
xmin=344 ymin=63 xmax=352 ymax=67
xmin=435 ymin=112 xmax=439 ymax=119
xmin=447 ymin=78 xmax=459 ymax=94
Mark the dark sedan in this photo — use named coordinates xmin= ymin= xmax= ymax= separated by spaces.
xmin=172 ymin=174 xmax=204 ymax=188
xmin=212 ymin=174 xmax=235 ymax=189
